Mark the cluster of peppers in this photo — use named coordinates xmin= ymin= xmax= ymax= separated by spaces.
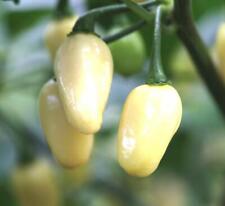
xmin=39 ymin=2 xmax=180 ymax=177
xmin=38 ymin=0 xmax=183 ymax=178
xmin=10 ymin=0 xmax=225 ymax=205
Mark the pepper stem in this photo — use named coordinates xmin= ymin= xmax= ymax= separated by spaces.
xmin=122 ymin=0 xmax=156 ymax=24
xmin=174 ymin=0 xmax=225 ymax=118
xmin=104 ymin=20 xmax=146 ymax=43
xmin=147 ymin=6 xmax=167 ymax=84
xmin=71 ymin=0 xmax=160 ymax=35
xmin=55 ymin=0 xmax=72 ymax=19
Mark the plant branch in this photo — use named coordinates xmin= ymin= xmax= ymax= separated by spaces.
xmin=122 ymin=0 xmax=158 ymax=24
xmin=71 ymin=0 xmax=160 ymax=34
xmin=173 ymin=0 xmax=225 ymax=119
xmin=103 ymin=1 xmax=161 ymax=44
xmin=103 ymin=20 xmax=146 ymax=43
xmin=55 ymin=0 xmax=72 ymax=19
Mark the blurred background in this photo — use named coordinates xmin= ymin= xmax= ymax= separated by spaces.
xmin=0 ymin=0 xmax=225 ymax=205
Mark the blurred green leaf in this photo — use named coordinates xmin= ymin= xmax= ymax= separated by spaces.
xmin=6 ymin=9 xmax=51 ymax=37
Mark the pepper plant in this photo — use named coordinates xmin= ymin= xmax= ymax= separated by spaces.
xmin=0 ymin=0 xmax=225 ymax=205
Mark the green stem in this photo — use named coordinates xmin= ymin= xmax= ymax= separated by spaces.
xmin=147 ymin=6 xmax=167 ymax=84
xmin=174 ymin=0 xmax=225 ymax=119
xmin=55 ymin=0 xmax=72 ymax=19
xmin=71 ymin=0 xmax=160 ymax=34
xmin=122 ymin=0 xmax=158 ymax=24
xmin=104 ymin=20 xmax=146 ymax=43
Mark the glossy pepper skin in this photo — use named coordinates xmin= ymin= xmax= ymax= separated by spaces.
xmin=117 ymin=84 xmax=182 ymax=177
xmin=215 ymin=23 xmax=225 ymax=80
xmin=39 ymin=80 xmax=94 ymax=168
xmin=54 ymin=33 xmax=113 ymax=134
xmin=11 ymin=160 xmax=60 ymax=206
xmin=45 ymin=16 xmax=77 ymax=60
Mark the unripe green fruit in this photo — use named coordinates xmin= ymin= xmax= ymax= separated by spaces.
xmin=109 ymin=29 xmax=146 ymax=76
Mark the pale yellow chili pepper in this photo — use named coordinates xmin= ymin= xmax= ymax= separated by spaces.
xmin=45 ymin=16 xmax=77 ymax=60
xmin=11 ymin=160 xmax=60 ymax=206
xmin=54 ymin=33 xmax=113 ymax=134
xmin=39 ymin=80 xmax=94 ymax=168
xmin=117 ymin=84 xmax=182 ymax=177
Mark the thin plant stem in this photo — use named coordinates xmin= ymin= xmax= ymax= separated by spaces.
xmin=71 ymin=0 xmax=160 ymax=34
xmin=174 ymin=0 xmax=225 ymax=119
xmin=147 ymin=6 xmax=167 ymax=84
xmin=55 ymin=0 xmax=72 ymax=19
xmin=103 ymin=20 xmax=146 ymax=43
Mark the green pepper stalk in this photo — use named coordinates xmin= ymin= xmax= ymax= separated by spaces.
xmin=54 ymin=0 xmax=73 ymax=19
xmin=122 ymin=0 xmax=157 ymax=24
xmin=103 ymin=20 xmax=146 ymax=43
xmin=147 ymin=6 xmax=167 ymax=84
xmin=121 ymin=0 xmax=167 ymax=84
xmin=71 ymin=0 xmax=160 ymax=35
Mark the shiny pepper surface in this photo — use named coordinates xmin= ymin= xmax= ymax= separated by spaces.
xmin=11 ymin=160 xmax=60 ymax=206
xmin=117 ymin=84 xmax=182 ymax=177
xmin=45 ymin=16 xmax=77 ymax=59
xmin=54 ymin=33 xmax=113 ymax=134
xmin=216 ymin=23 xmax=225 ymax=80
xmin=39 ymin=80 xmax=94 ymax=168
